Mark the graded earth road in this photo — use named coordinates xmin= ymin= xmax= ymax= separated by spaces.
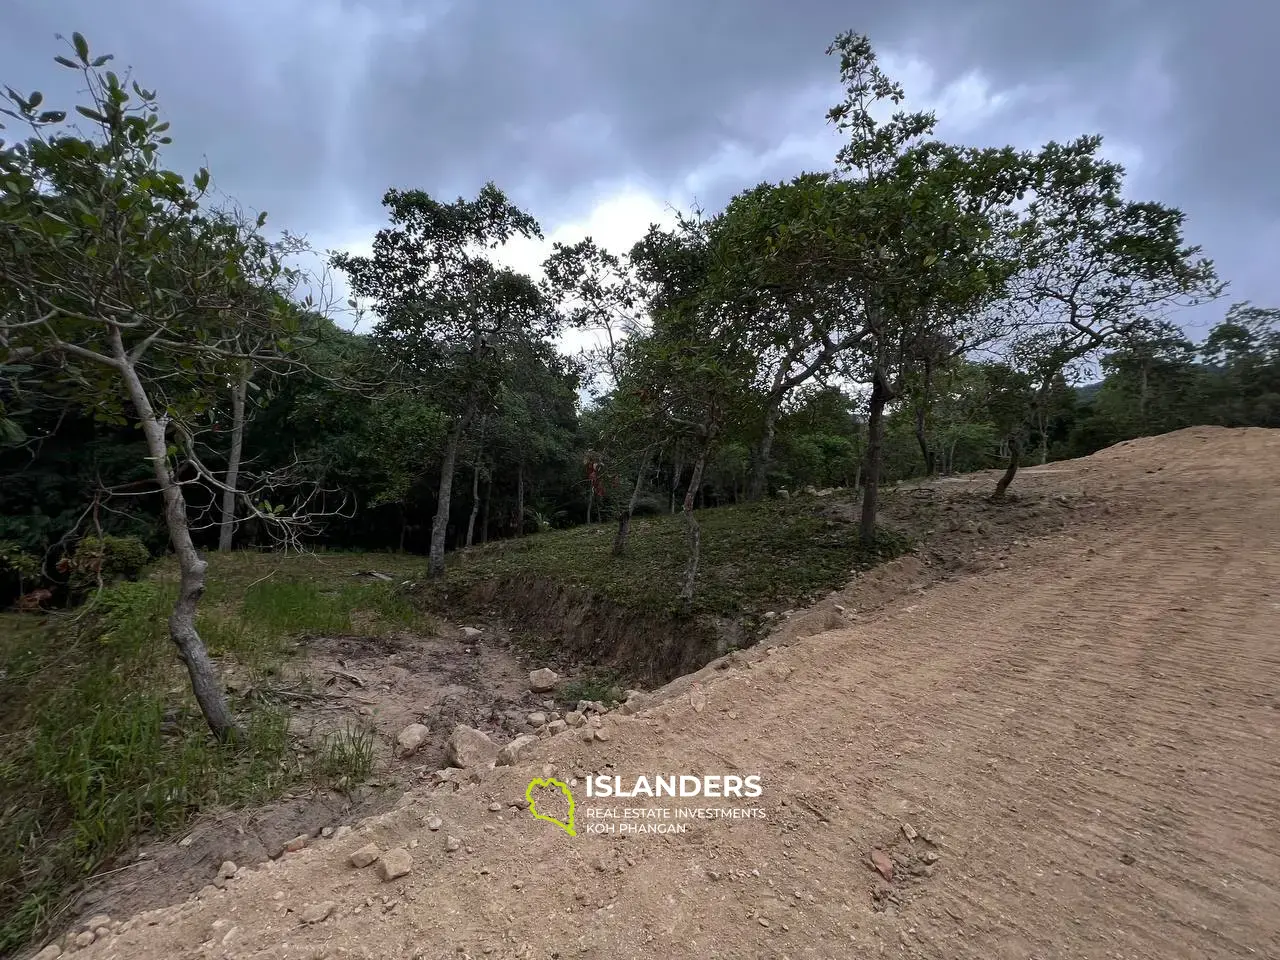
xmin=61 ymin=427 xmax=1280 ymax=960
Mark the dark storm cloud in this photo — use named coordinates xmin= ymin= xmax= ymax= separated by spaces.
xmin=3 ymin=0 xmax=1276 ymax=322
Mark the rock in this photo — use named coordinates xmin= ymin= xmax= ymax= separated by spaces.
xmin=33 ymin=944 xmax=63 ymax=960
xmin=460 ymin=626 xmax=483 ymax=638
xmin=349 ymin=843 xmax=381 ymax=869
xmin=528 ymin=668 xmax=560 ymax=693
xmin=321 ymin=826 xmax=334 ymax=838
xmin=763 ymin=611 xmax=777 ymax=619
xmin=594 ymin=729 xmax=611 ymax=742
xmin=217 ymin=861 xmax=237 ymax=880
xmin=488 ymin=801 xmax=502 ymax=812
xmin=870 ymin=849 xmax=895 ymax=881
xmin=93 ymin=927 xmax=111 ymax=941
xmin=689 ymin=686 xmax=707 ymax=713
xmin=396 ymin=723 xmax=431 ymax=757
xmin=445 ymin=836 xmax=461 ymax=853
xmin=564 ymin=711 xmax=585 ymax=728
xmin=426 ymin=816 xmax=443 ymax=831
xmin=74 ymin=931 xmax=96 ymax=948
xmin=546 ymin=719 xmax=567 ymax=734
xmin=300 ymin=901 xmax=337 ymax=924
xmin=84 ymin=914 xmax=111 ymax=931
xmin=901 ymin=823 xmax=918 ymax=842
xmin=526 ymin=712 xmax=548 ymax=727
xmin=497 ymin=734 xmax=540 ymax=766
xmin=923 ymin=850 xmax=940 ymax=864
xmin=283 ymin=833 xmax=310 ymax=853
xmin=580 ymin=726 xmax=596 ymax=743
xmin=377 ymin=848 xmax=412 ymax=881
xmin=446 ymin=725 xmax=499 ymax=769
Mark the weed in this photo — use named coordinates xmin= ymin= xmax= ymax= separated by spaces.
xmin=558 ymin=670 xmax=627 ymax=707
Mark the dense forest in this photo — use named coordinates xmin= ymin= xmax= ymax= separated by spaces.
xmin=3 ymin=32 xmax=1278 ymax=731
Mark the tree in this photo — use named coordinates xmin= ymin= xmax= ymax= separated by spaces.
xmin=0 ymin=39 xmax=329 ymax=739
xmin=333 ymin=185 xmax=555 ymax=577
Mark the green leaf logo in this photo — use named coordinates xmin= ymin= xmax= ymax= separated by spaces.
xmin=526 ymin=777 xmax=576 ymax=837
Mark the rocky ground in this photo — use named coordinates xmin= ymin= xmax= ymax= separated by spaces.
xmin=28 ymin=426 xmax=1280 ymax=960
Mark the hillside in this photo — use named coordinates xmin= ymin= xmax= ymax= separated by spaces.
xmin=20 ymin=425 xmax=1279 ymax=960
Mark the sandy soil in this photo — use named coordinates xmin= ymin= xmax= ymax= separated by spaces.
xmin=40 ymin=427 xmax=1280 ymax=960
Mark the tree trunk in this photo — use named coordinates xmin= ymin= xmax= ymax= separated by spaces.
xmin=465 ymin=461 xmax=481 ymax=548
xmin=217 ymin=369 xmax=250 ymax=551
xmin=748 ymin=393 xmax=784 ymax=501
xmin=111 ymin=329 xmax=238 ymax=741
xmin=479 ymin=476 xmax=491 ymax=545
xmin=586 ymin=484 xmax=594 ymax=525
xmin=859 ymin=367 xmax=896 ymax=547
xmin=677 ymin=443 xmax=710 ymax=605
xmin=992 ymin=436 xmax=1022 ymax=500
xmin=670 ymin=457 xmax=682 ymax=514
xmin=516 ymin=460 xmax=525 ymax=537
xmin=429 ymin=407 xmax=471 ymax=578
xmin=613 ymin=448 xmax=651 ymax=556
xmin=913 ymin=360 xmax=935 ymax=476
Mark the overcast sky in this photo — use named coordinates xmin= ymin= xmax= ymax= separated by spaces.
xmin=4 ymin=0 xmax=1275 ymax=342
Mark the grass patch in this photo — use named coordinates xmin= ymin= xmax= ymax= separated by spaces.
xmin=0 ymin=549 xmax=433 ymax=954
xmin=557 ymin=670 xmax=628 ymax=708
xmin=443 ymin=493 xmax=910 ymax=622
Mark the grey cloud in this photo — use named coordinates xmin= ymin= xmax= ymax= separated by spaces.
xmin=2 ymin=0 xmax=1276 ymax=326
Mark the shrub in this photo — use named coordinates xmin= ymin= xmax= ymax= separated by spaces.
xmin=59 ymin=534 xmax=151 ymax=598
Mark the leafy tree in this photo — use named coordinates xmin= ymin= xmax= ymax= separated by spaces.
xmin=333 ymin=185 xmax=556 ymax=576
xmin=0 ymin=39 xmax=326 ymax=738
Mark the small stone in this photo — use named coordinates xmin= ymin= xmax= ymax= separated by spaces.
xmin=74 ymin=931 xmax=96 ymax=948
xmin=923 ymin=850 xmax=940 ymax=864
xmin=283 ymin=833 xmax=309 ymax=853
xmin=526 ymin=712 xmax=548 ymax=727
xmin=901 ymin=823 xmax=918 ymax=842
xmin=396 ymin=722 xmax=431 ymax=757
xmin=349 ymin=843 xmax=381 ymax=869
xmin=594 ymin=729 xmax=610 ymax=742
xmin=528 ymin=668 xmax=560 ymax=693
xmin=488 ymin=801 xmax=502 ymax=812
xmin=446 ymin=724 xmax=499 ymax=768
xmin=460 ymin=626 xmax=483 ymax=638
xmin=546 ymin=719 xmax=567 ymax=734
xmin=93 ymin=927 xmax=111 ymax=941
xmin=580 ymin=727 xmax=595 ymax=743
xmin=34 ymin=944 xmax=63 ymax=960
xmin=217 ymin=861 xmax=237 ymax=880
xmin=870 ymin=849 xmax=894 ymax=881
xmin=426 ymin=816 xmax=443 ymax=831
xmin=321 ymin=826 xmax=334 ymax=838
xmin=445 ymin=836 xmax=461 ymax=853
xmin=300 ymin=901 xmax=337 ymax=924
xmin=377 ymin=848 xmax=412 ymax=881
xmin=564 ymin=711 xmax=585 ymax=728
xmin=758 ymin=917 xmax=770 ymax=928
xmin=84 ymin=914 xmax=111 ymax=931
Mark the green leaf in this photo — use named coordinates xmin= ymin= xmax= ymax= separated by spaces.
xmin=74 ymin=105 xmax=106 ymax=123
xmin=256 ymin=211 xmax=268 ymax=228
xmin=38 ymin=110 xmax=67 ymax=124
xmin=91 ymin=54 xmax=114 ymax=67
xmin=28 ymin=91 xmax=43 ymax=109
xmin=54 ymin=55 xmax=79 ymax=69
xmin=72 ymin=32 xmax=90 ymax=64
xmin=193 ymin=166 xmax=209 ymax=192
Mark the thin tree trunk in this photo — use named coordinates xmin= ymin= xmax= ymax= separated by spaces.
xmin=479 ymin=476 xmax=491 ymax=545
xmin=613 ymin=448 xmax=651 ymax=556
xmin=516 ymin=460 xmax=525 ymax=537
xmin=466 ymin=461 xmax=481 ymax=548
xmin=217 ymin=368 xmax=250 ymax=551
xmin=429 ymin=405 xmax=471 ymax=578
xmin=859 ymin=367 xmax=896 ymax=547
xmin=748 ymin=392 xmax=785 ymax=501
xmin=111 ymin=328 xmax=238 ymax=741
xmin=586 ymin=485 xmax=594 ymax=525
xmin=670 ymin=457 xmax=682 ymax=514
xmin=913 ymin=360 xmax=935 ymax=476
xmin=992 ymin=436 xmax=1022 ymax=500
xmin=678 ymin=442 xmax=711 ymax=605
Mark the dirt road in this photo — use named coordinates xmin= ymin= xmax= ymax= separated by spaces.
xmin=55 ymin=427 xmax=1280 ymax=960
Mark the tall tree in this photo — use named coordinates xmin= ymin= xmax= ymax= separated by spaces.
xmin=333 ymin=185 xmax=555 ymax=577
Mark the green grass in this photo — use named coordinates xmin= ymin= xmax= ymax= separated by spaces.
xmin=443 ymin=494 xmax=909 ymax=621
xmin=0 ymin=548 xmax=433 ymax=954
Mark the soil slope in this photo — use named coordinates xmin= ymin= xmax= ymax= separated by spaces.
xmin=45 ymin=427 xmax=1280 ymax=960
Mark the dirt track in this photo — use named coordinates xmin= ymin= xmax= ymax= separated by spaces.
xmin=53 ymin=427 xmax=1280 ymax=960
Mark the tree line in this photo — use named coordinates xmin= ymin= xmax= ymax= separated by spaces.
xmin=2 ymin=31 xmax=1276 ymax=737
